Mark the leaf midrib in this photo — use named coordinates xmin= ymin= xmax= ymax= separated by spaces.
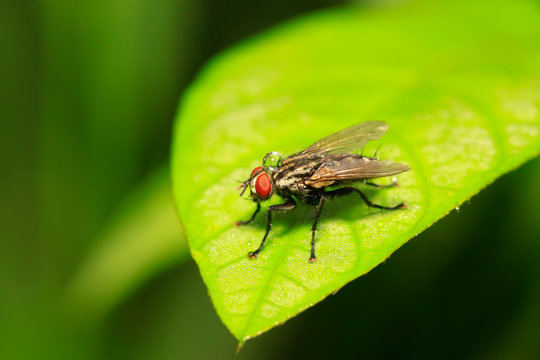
xmin=237 ymin=211 xmax=304 ymax=340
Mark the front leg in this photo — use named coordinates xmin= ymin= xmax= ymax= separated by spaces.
xmin=309 ymin=195 xmax=326 ymax=263
xmin=234 ymin=202 xmax=261 ymax=226
xmin=248 ymin=197 xmax=296 ymax=259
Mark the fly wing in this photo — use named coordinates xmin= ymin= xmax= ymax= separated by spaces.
xmin=299 ymin=121 xmax=389 ymax=155
xmin=305 ymin=155 xmax=410 ymax=188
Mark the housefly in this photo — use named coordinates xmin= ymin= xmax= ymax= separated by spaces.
xmin=236 ymin=121 xmax=410 ymax=262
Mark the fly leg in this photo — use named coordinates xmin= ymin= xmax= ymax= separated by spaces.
xmin=324 ymin=187 xmax=405 ymax=210
xmin=363 ymin=179 xmax=399 ymax=188
xmin=248 ymin=197 xmax=296 ymax=259
xmin=234 ymin=202 xmax=261 ymax=226
xmin=309 ymin=195 xmax=326 ymax=263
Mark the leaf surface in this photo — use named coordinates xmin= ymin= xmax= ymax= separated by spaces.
xmin=171 ymin=0 xmax=540 ymax=342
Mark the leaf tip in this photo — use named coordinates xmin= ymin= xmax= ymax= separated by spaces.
xmin=236 ymin=341 xmax=246 ymax=353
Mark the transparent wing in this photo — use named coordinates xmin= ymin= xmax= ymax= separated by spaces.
xmin=306 ymin=156 xmax=410 ymax=185
xmin=300 ymin=121 xmax=389 ymax=155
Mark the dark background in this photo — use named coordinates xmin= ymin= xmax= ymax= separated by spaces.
xmin=2 ymin=0 xmax=540 ymax=359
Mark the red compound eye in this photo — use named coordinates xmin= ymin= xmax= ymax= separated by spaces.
xmin=255 ymin=173 xmax=272 ymax=199
xmin=251 ymin=166 xmax=263 ymax=177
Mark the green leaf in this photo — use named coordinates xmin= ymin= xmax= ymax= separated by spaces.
xmin=171 ymin=0 xmax=540 ymax=343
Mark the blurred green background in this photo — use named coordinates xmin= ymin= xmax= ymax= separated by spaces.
xmin=2 ymin=0 xmax=540 ymax=359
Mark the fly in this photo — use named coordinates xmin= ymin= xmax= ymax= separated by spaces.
xmin=236 ymin=121 xmax=410 ymax=262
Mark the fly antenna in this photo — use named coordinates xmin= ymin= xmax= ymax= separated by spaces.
xmin=237 ymin=181 xmax=249 ymax=197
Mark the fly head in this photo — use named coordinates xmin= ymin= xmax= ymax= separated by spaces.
xmin=237 ymin=166 xmax=275 ymax=201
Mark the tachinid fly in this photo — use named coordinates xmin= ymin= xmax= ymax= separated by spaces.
xmin=236 ymin=121 xmax=410 ymax=262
